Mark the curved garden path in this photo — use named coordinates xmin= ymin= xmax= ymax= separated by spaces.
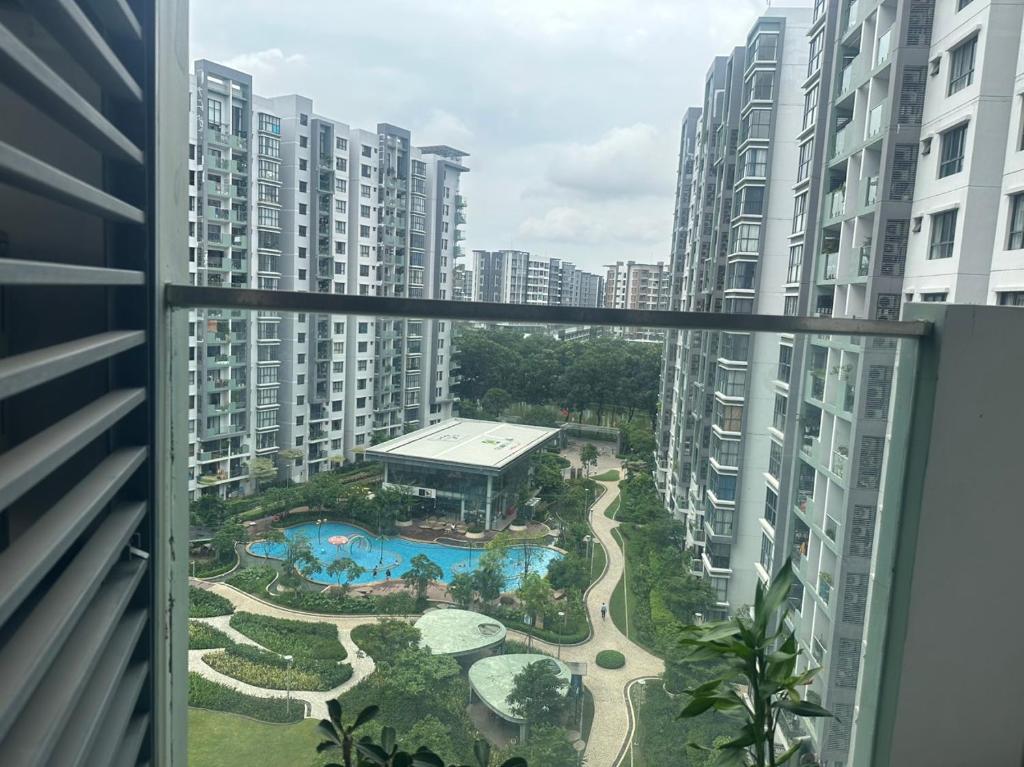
xmin=189 ymin=443 xmax=661 ymax=765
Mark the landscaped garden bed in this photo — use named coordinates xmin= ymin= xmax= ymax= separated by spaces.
xmin=229 ymin=612 xmax=346 ymax=661
xmin=189 ymin=586 xmax=235 ymax=618
xmin=188 ymin=673 xmax=306 ymax=723
xmin=204 ymin=644 xmax=352 ymax=691
xmin=189 ymin=621 xmax=236 ymax=650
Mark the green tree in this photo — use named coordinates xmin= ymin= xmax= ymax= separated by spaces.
xmin=279 ymin=533 xmax=317 ymax=585
xmin=473 ymin=559 xmax=505 ymax=602
xmin=580 ymin=443 xmax=599 ymax=476
xmin=481 ymin=387 xmax=512 ymax=418
xmin=677 ymin=560 xmax=831 ymax=767
xmin=247 ymin=456 xmax=277 ymax=491
xmin=355 ymin=619 xmax=422 ymax=664
xmin=517 ymin=572 xmax=553 ymax=649
xmin=327 ymin=556 xmax=366 ymax=589
xmin=210 ymin=520 xmax=244 ymax=563
xmin=545 ymin=552 xmax=588 ymax=594
xmin=401 ymin=554 xmax=443 ymax=602
xmin=495 ymin=723 xmax=578 ymax=767
xmin=447 ymin=571 xmax=476 ymax=608
xmin=190 ymin=495 xmax=227 ymax=528
xmin=399 ymin=714 xmax=454 ymax=758
xmin=506 ymin=659 xmax=568 ymax=728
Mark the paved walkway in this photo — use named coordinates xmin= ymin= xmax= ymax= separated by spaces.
xmin=189 ymin=441 xmax=660 ymax=764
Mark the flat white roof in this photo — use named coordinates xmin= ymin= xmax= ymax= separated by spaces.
xmin=365 ymin=418 xmax=560 ymax=471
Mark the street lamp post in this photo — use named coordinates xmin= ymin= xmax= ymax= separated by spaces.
xmin=583 ymin=534 xmax=594 ymax=581
xmin=283 ymin=654 xmax=294 ymax=716
xmin=316 ymin=518 xmax=326 ymax=546
xmin=557 ymin=610 xmax=566 ymax=659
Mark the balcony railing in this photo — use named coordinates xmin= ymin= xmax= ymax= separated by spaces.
xmin=867 ymin=101 xmax=886 ymax=138
xmin=863 ymin=175 xmax=879 ymax=206
xmin=876 ymin=28 xmax=892 ymax=67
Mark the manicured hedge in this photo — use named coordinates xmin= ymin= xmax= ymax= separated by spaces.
xmin=226 ymin=565 xmax=277 ymax=594
xmin=226 ymin=566 xmax=420 ymax=616
xmin=229 ymin=612 xmax=346 ymax=661
xmin=189 ymin=621 xmax=236 ymax=650
xmin=204 ymin=644 xmax=353 ymax=691
xmin=192 ymin=553 xmax=238 ymax=579
xmin=596 ymin=650 xmax=625 ymax=669
xmin=189 ymin=587 xmax=235 ymax=618
xmin=188 ymin=673 xmax=304 ymax=723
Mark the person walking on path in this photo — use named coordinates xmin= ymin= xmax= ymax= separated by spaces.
xmin=600 ymin=602 xmax=608 ymax=620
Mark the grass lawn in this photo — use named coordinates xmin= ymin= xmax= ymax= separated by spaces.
xmin=608 ymin=527 xmax=629 ymax=639
xmin=591 ymin=469 xmax=620 ymax=482
xmin=588 ymin=536 xmax=608 ymax=587
xmin=188 ymin=708 xmax=329 ymax=767
xmin=603 ymin=497 xmax=620 ymax=519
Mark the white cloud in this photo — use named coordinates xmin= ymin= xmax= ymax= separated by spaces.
xmin=222 ymin=48 xmax=306 ymax=78
xmin=517 ymin=204 xmax=667 ymax=245
xmin=546 ymin=123 xmax=676 ymax=198
xmin=417 ymin=109 xmax=474 ymax=148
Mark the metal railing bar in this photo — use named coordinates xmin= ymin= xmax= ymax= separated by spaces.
xmin=164 ymin=285 xmax=932 ymax=339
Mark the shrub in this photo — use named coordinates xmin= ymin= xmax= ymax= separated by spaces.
xmin=189 ymin=587 xmax=234 ymax=618
xmin=189 ymin=621 xmax=235 ymax=650
xmin=229 ymin=612 xmax=346 ymax=660
xmin=226 ymin=565 xmax=277 ymax=594
xmin=350 ymin=619 xmax=421 ymax=662
xmin=204 ymin=644 xmax=352 ymax=691
xmin=188 ymin=673 xmax=304 ymax=723
xmin=596 ymin=650 xmax=626 ymax=669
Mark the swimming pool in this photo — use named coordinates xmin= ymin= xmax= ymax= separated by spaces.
xmin=247 ymin=521 xmax=561 ymax=588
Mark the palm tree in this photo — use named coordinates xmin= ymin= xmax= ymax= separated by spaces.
xmin=401 ymin=553 xmax=443 ymax=602
xmin=327 ymin=556 xmax=366 ymax=591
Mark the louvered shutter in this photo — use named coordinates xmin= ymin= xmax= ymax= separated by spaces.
xmin=0 ymin=2 xmax=181 ymax=765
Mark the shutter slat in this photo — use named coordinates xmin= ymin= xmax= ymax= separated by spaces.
xmin=0 ymin=502 xmax=146 ymax=741
xmin=0 ymin=388 xmax=145 ymax=511
xmin=0 ymin=572 xmax=146 ymax=767
xmin=0 ymin=23 xmax=143 ymax=164
xmin=0 ymin=330 xmax=145 ymax=400
xmin=24 ymin=0 xmax=143 ymax=102
xmin=0 ymin=447 xmax=146 ymax=627
xmin=79 ymin=661 xmax=148 ymax=767
xmin=0 ymin=257 xmax=145 ymax=285
xmin=54 ymin=619 xmax=148 ymax=767
xmin=78 ymin=0 xmax=142 ymax=42
xmin=111 ymin=714 xmax=149 ymax=767
xmin=0 ymin=141 xmax=145 ymax=224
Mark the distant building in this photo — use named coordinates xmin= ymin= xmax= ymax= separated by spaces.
xmin=604 ymin=260 xmax=670 ymax=340
xmin=470 ymin=250 xmax=604 ymax=307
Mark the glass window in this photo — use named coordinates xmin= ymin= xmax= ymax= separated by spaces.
xmin=712 ymin=434 xmax=740 ymax=467
xmin=740 ymin=185 xmax=765 ymax=215
xmin=797 ymin=140 xmax=814 ymax=182
xmin=257 ymin=206 xmax=279 ymax=228
xmin=764 ymin=487 xmax=778 ymax=527
xmin=803 ymin=85 xmax=819 ymax=130
xmin=920 ymin=292 xmax=947 ymax=302
xmin=929 ymin=209 xmax=958 ymax=259
xmin=777 ymin=344 xmax=793 ymax=382
xmin=808 ymin=31 xmax=824 ymax=76
xmin=258 ymin=159 xmax=279 ymax=181
xmin=998 ymin=291 xmax=1024 ymax=306
xmin=746 ymin=71 xmax=774 ymax=102
xmin=731 ymin=223 xmax=761 ymax=252
xmin=768 ymin=441 xmax=782 ymax=479
xmin=949 ymin=36 xmax=977 ymax=95
xmin=787 ymin=245 xmax=803 ymax=283
xmin=708 ymin=468 xmax=737 ymax=501
xmin=792 ymin=193 xmax=807 ymax=233
xmin=742 ymin=147 xmax=768 ymax=177
xmin=727 ymin=260 xmax=757 ymax=290
xmin=258 ymin=113 xmax=280 ymax=134
xmin=760 ymin=533 xmax=775 ymax=573
xmin=743 ymin=109 xmax=772 ymax=141
xmin=206 ymin=98 xmax=222 ymax=127
xmin=772 ymin=393 xmax=788 ymax=431
xmin=713 ymin=401 xmax=744 ymax=432
xmin=957 ymin=0 xmax=974 ymax=8
xmin=715 ymin=366 xmax=747 ymax=397
xmin=1007 ymin=193 xmax=1024 ymax=249
xmin=939 ymin=123 xmax=967 ymax=177
xmin=258 ymin=135 xmax=280 ymax=158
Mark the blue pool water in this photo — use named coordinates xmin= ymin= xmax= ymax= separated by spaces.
xmin=247 ymin=521 xmax=561 ymax=589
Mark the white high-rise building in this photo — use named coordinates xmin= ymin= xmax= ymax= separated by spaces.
xmin=188 ymin=61 xmax=468 ymax=498
xmin=469 ymin=250 xmax=604 ymax=307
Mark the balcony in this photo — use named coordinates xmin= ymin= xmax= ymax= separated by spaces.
xmin=876 ymin=28 xmax=892 ymax=67
xmin=818 ymin=574 xmax=833 ymax=605
xmin=832 ymin=124 xmax=849 ymax=160
xmin=832 ymin=446 xmax=849 ymax=480
xmin=822 ymin=251 xmax=838 ymax=282
xmin=867 ymin=101 xmax=886 ymax=139
xmin=826 ymin=187 xmax=846 ymax=220
xmin=863 ymin=175 xmax=879 ymax=207
xmin=844 ymin=0 xmax=859 ymax=33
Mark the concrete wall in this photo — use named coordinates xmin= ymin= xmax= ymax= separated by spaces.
xmin=856 ymin=304 xmax=1024 ymax=767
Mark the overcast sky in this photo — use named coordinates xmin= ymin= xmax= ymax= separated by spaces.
xmin=191 ymin=0 xmax=793 ymax=272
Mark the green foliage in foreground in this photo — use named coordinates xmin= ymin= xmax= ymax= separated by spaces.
xmin=189 ymin=621 xmax=236 ymax=650
xmin=677 ymin=560 xmax=832 ymax=767
xmin=189 ymin=586 xmax=235 ymax=618
xmin=188 ymin=673 xmax=305 ymax=723
xmin=316 ymin=700 xmax=526 ymax=767
xmin=493 ymin=723 xmax=578 ymax=767
xmin=204 ymin=644 xmax=352 ymax=691
xmin=229 ymin=612 xmax=346 ymax=660
xmin=595 ymin=650 xmax=625 ymax=669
